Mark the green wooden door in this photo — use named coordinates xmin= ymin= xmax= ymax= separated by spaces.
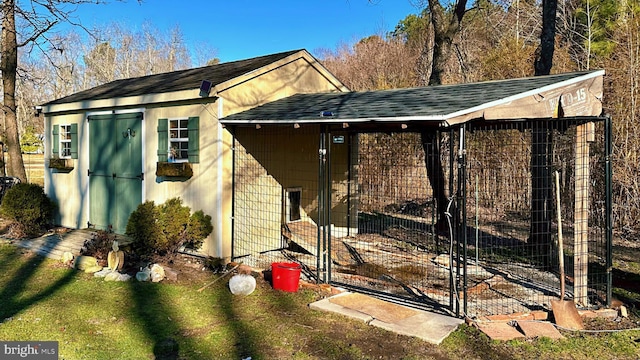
xmin=89 ymin=113 xmax=143 ymax=234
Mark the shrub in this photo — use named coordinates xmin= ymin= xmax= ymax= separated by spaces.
xmin=187 ymin=210 xmax=213 ymax=250
xmin=126 ymin=198 xmax=213 ymax=260
xmin=125 ymin=201 xmax=162 ymax=258
xmin=0 ymin=183 xmax=55 ymax=237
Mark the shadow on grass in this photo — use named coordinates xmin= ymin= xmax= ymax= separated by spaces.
xmin=210 ymin=282 xmax=262 ymax=359
xmin=0 ymin=240 xmax=76 ymax=321
xmin=612 ymin=267 xmax=640 ymax=310
xmin=127 ymin=279 xmax=201 ymax=360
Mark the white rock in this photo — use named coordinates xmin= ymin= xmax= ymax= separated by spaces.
xmin=229 ymin=274 xmax=256 ymax=295
xmin=94 ymin=269 xmax=114 ymax=278
xmin=116 ymin=273 xmax=131 ymax=282
xmin=74 ymin=256 xmax=98 ymax=271
xmin=84 ymin=265 xmax=103 ymax=273
xmin=136 ymin=269 xmax=150 ymax=282
xmin=150 ymin=264 xmax=165 ymax=283
xmin=104 ymin=272 xmax=121 ymax=282
xmin=61 ymin=252 xmax=74 ymax=264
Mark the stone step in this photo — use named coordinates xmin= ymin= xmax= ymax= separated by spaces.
xmin=13 ymin=228 xmax=132 ymax=261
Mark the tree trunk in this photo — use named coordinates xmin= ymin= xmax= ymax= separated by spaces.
xmin=420 ymin=1 xmax=467 ymax=229
xmin=426 ymin=0 xmax=467 ymax=86
xmin=530 ymin=0 xmax=558 ymax=267
xmin=535 ymin=0 xmax=558 ymax=76
xmin=1 ymin=0 xmax=27 ymax=181
xmin=421 ymin=131 xmax=448 ymax=226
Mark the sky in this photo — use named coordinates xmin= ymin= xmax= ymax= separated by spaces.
xmin=68 ymin=0 xmax=421 ymax=63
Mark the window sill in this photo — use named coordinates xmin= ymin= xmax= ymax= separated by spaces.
xmin=48 ymin=158 xmax=74 ymax=171
xmin=156 ymin=162 xmax=193 ymax=178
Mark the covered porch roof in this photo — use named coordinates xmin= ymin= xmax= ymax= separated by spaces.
xmin=220 ymin=70 xmax=604 ymax=129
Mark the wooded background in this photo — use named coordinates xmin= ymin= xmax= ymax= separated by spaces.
xmin=6 ymin=0 xmax=640 ymax=236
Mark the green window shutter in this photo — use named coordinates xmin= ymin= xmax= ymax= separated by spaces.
xmin=70 ymin=123 xmax=78 ymax=159
xmin=188 ymin=116 xmax=199 ymax=163
xmin=52 ymin=125 xmax=59 ymax=157
xmin=157 ymin=118 xmax=168 ymax=162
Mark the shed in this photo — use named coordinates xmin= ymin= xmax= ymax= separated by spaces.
xmin=219 ymin=70 xmax=612 ymax=316
xmin=41 ymin=49 xmax=348 ymax=259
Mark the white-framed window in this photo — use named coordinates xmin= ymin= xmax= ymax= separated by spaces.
xmin=60 ymin=124 xmax=72 ymax=158
xmin=169 ymin=118 xmax=189 ymax=162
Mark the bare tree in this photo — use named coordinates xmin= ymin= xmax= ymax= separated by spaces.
xmin=413 ymin=1 xmax=469 ymax=230
xmin=318 ymin=35 xmax=419 ymax=91
xmin=535 ymin=0 xmax=558 ymax=76
xmin=1 ymin=0 xmax=107 ymax=181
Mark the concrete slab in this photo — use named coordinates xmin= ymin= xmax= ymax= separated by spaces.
xmin=309 ymin=292 xmax=463 ymax=344
xmin=328 ymin=292 xmax=419 ymax=323
xmin=516 ymin=321 xmax=564 ymax=340
xmin=371 ymin=311 xmax=464 ymax=345
xmin=309 ymin=293 xmax=374 ymax=323
xmin=476 ymin=322 xmax=525 ymax=341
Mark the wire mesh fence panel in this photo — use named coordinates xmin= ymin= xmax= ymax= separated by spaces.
xmin=231 ymin=125 xmax=323 ymax=277
xmin=464 ymin=119 xmax=609 ymax=317
xmin=328 ymin=132 xmax=456 ymax=312
xmin=228 ymin=119 xmax=610 ymax=318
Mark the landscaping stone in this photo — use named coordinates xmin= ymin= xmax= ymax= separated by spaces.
xmin=163 ymin=266 xmax=179 ymax=281
xmin=150 ymin=264 xmax=165 ymax=282
xmin=103 ymin=271 xmax=131 ymax=282
xmin=136 ymin=268 xmax=151 ymax=282
xmin=516 ymin=320 xmax=564 ymax=340
xmin=237 ymin=264 xmax=253 ymax=275
xmin=93 ymin=268 xmax=113 ymax=278
xmin=74 ymin=255 xmax=98 ymax=271
xmin=476 ymin=321 xmax=525 ymax=341
xmin=84 ymin=265 xmax=103 ymax=273
xmin=578 ymin=308 xmax=618 ymax=320
xmin=61 ymin=251 xmax=74 ymax=264
xmin=229 ymin=274 xmax=256 ymax=295
xmin=104 ymin=272 xmax=121 ymax=282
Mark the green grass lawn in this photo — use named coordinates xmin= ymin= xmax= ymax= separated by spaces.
xmin=1 ymin=243 xmax=639 ymax=360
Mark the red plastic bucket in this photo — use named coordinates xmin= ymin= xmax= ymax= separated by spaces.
xmin=271 ymin=262 xmax=302 ymax=292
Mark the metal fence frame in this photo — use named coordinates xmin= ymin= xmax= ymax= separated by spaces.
xmin=228 ymin=116 xmax=612 ymax=318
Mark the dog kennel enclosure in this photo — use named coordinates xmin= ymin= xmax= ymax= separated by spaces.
xmin=220 ymin=70 xmax=612 ymax=318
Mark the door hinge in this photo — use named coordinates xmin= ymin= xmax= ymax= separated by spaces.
xmin=137 ymin=173 xmax=144 ymax=181
xmin=88 ymin=169 xmax=92 ymax=176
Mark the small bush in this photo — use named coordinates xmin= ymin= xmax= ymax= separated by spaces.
xmin=0 ymin=183 xmax=56 ymax=237
xmin=126 ymin=198 xmax=213 ymax=260
xmin=125 ymin=201 xmax=162 ymax=258
xmin=187 ymin=210 xmax=213 ymax=250
xmin=81 ymin=230 xmax=116 ymax=262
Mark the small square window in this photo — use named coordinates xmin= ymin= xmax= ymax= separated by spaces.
xmin=60 ymin=125 xmax=72 ymax=158
xmin=168 ymin=119 xmax=189 ymax=163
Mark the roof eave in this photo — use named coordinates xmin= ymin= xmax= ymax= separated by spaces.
xmin=220 ymin=115 xmax=449 ymax=126
xmin=41 ymin=88 xmax=212 ymax=115
xmin=444 ymin=70 xmax=605 ymax=123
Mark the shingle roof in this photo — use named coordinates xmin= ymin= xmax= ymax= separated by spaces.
xmin=220 ymin=70 xmax=604 ymax=126
xmin=44 ymin=49 xmax=303 ymax=105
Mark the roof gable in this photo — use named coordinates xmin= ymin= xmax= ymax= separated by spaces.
xmin=220 ymin=70 xmax=605 ymax=128
xmin=44 ymin=49 xmax=305 ymax=106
